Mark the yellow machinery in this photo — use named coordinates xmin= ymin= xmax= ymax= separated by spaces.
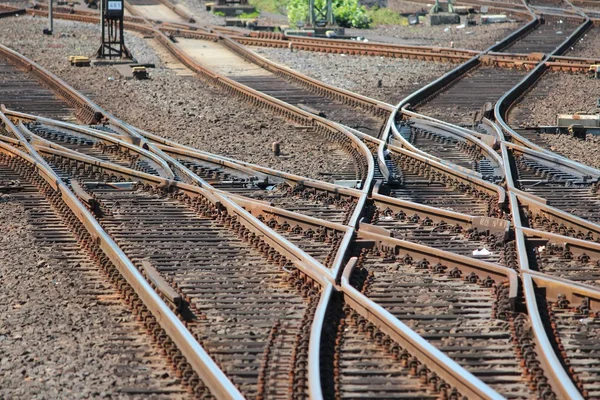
xmin=68 ymin=56 xmax=91 ymax=67
xmin=132 ymin=66 xmax=149 ymax=80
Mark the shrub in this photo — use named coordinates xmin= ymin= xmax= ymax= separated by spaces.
xmin=367 ymin=6 xmax=406 ymax=26
xmin=287 ymin=0 xmax=371 ymax=28
xmin=248 ymin=0 xmax=288 ymax=14
xmin=239 ymin=11 xmax=261 ymax=18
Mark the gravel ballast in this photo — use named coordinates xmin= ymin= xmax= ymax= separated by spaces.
xmin=508 ymin=71 xmax=600 ymax=127
xmin=566 ymin=26 xmax=600 ymax=58
xmin=251 ymin=47 xmax=456 ymax=104
xmin=534 ymin=133 xmax=600 ymax=170
xmin=0 ymin=199 xmax=186 ymax=399
xmin=347 ymin=19 xmax=523 ymax=50
xmin=0 ymin=16 xmax=354 ymax=180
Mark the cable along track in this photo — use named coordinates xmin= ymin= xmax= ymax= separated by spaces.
xmin=39 ymin=149 xmax=323 ymax=399
xmin=0 ymin=148 xmax=204 ymax=398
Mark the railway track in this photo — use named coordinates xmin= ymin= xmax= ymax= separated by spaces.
xmin=0 ymin=160 xmax=192 ymax=399
xmin=362 ymin=194 xmax=511 ymax=266
xmin=525 ymin=275 xmax=600 ymax=399
xmin=157 ymin=145 xmax=361 ymax=224
xmin=0 ymin=56 xmax=74 ymax=120
xmin=4 ymin=4 xmax=600 ymax=398
xmin=26 ymin=138 xmax=502 ymax=399
xmin=527 ymin=0 xmax=570 ymax=9
xmin=510 ymin=145 xmax=600 ymax=228
xmin=394 ymin=118 xmax=504 ymax=183
xmin=125 ymin=0 xmax=193 ymax=24
xmin=319 ymin=294 xmax=447 ymax=399
xmin=0 ymin=144 xmax=227 ymax=398
xmin=376 ymin=144 xmax=506 ymax=218
xmin=169 ymin=36 xmax=388 ymax=137
xmin=415 ymin=64 xmax=529 ymax=125
xmin=498 ymin=15 xmax=583 ymax=54
xmin=28 ymin=141 xmax=322 ymax=398
xmin=343 ymin=231 xmax=546 ymax=399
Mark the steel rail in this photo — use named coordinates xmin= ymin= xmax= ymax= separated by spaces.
xmin=522 ymin=225 xmax=600 ymax=259
xmin=0 ymin=140 xmax=245 ymax=399
xmin=0 ymin=43 xmax=186 ymax=183
xmin=498 ymin=96 xmax=592 ymax=398
xmin=527 ymin=269 xmax=600 ymax=305
xmin=387 ymin=144 xmax=507 ymax=204
xmin=147 ymin=29 xmax=374 ymax=186
xmin=4 ymin=109 xmax=175 ymax=179
xmin=32 ymin=140 xmax=345 ymax=398
xmin=220 ymin=35 xmax=395 ymax=116
xmin=339 ymin=255 xmax=506 ymax=400
xmin=506 ymin=140 xmax=600 ymax=177
xmin=371 ymin=191 xmax=511 ymax=233
xmin=391 ymin=114 xmax=504 ymax=179
xmin=521 ymin=274 xmax=585 ymax=399
xmin=499 ymin=135 xmax=585 ymax=399
xmin=494 ymin=12 xmax=592 ymax=143
xmin=6 ymin=5 xmax=599 ymax=396
xmin=7 ymin=108 xmax=354 ymax=398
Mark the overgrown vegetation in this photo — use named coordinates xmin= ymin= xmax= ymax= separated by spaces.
xmin=287 ymin=0 xmax=370 ymax=28
xmin=366 ymin=5 xmax=407 ymax=26
xmin=239 ymin=11 xmax=261 ymax=18
xmin=213 ymin=10 xmax=226 ymax=16
xmin=246 ymin=0 xmax=406 ymax=29
xmin=248 ymin=0 xmax=286 ymax=13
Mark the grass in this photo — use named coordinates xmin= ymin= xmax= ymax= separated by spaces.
xmin=366 ymin=6 xmax=408 ymax=26
xmin=213 ymin=11 xmax=225 ymax=16
xmin=248 ymin=0 xmax=288 ymax=14
xmin=239 ymin=11 xmax=260 ymax=18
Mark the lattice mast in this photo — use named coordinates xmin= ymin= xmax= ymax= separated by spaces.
xmin=96 ymin=0 xmax=132 ymax=59
xmin=308 ymin=0 xmax=334 ymax=27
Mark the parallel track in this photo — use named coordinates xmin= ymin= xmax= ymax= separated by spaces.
xmin=348 ymin=246 xmax=540 ymax=399
xmin=415 ymin=65 xmax=528 ymax=125
xmin=3 ymin=5 xmax=600 ymax=399
xmin=0 ymin=152 xmax=198 ymax=398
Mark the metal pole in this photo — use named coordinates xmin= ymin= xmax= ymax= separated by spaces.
xmin=48 ymin=0 xmax=53 ymax=34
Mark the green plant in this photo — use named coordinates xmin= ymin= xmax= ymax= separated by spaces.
xmin=239 ymin=11 xmax=260 ymax=18
xmin=287 ymin=0 xmax=371 ymax=28
xmin=366 ymin=6 xmax=406 ymax=26
xmin=248 ymin=0 xmax=288 ymax=14
xmin=213 ymin=11 xmax=225 ymax=16
xmin=334 ymin=0 xmax=370 ymax=28
xmin=287 ymin=0 xmax=308 ymax=26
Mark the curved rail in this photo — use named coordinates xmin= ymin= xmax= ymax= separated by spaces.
xmin=0 ymin=140 xmax=245 ymax=399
